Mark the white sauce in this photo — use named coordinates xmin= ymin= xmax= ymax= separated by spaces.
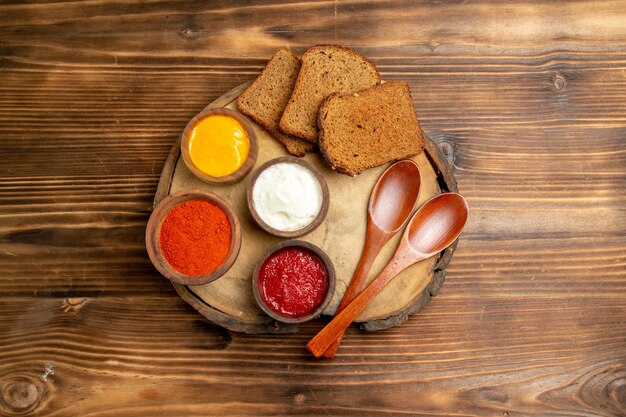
xmin=252 ymin=162 xmax=323 ymax=232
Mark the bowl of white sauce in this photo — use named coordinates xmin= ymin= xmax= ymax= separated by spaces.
xmin=247 ymin=156 xmax=329 ymax=238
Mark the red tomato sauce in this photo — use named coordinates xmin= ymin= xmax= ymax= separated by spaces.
xmin=258 ymin=247 xmax=329 ymax=318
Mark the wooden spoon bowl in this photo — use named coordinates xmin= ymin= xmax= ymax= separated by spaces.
xmin=247 ymin=156 xmax=330 ymax=238
xmin=145 ymin=189 xmax=242 ymax=286
xmin=180 ymin=107 xmax=259 ymax=184
xmin=406 ymin=192 xmax=468 ymax=256
xmin=252 ymin=240 xmax=336 ymax=324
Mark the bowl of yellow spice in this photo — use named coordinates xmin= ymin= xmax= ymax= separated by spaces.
xmin=181 ymin=107 xmax=259 ymax=184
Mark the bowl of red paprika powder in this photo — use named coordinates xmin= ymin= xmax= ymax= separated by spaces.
xmin=146 ymin=190 xmax=242 ymax=286
xmin=252 ymin=240 xmax=336 ymax=324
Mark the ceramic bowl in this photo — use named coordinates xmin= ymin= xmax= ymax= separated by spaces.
xmin=145 ymin=189 xmax=241 ymax=286
xmin=180 ymin=107 xmax=259 ymax=184
xmin=246 ymin=156 xmax=330 ymax=238
xmin=252 ymin=240 xmax=336 ymax=324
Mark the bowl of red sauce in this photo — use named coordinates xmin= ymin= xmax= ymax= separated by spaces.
xmin=146 ymin=190 xmax=241 ymax=286
xmin=252 ymin=240 xmax=336 ymax=323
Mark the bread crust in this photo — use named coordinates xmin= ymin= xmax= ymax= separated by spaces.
xmin=279 ymin=45 xmax=381 ymax=143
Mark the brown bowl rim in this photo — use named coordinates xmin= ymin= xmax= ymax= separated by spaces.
xmin=246 ymin=156 xmax=330 ymax=238
xmin=180 ymin=107 xmax=259 ymax=184
xmin=251 ymin=240 xmax=336 ymax=324
xmin=145 ymin=189 xmax=242 ymax=286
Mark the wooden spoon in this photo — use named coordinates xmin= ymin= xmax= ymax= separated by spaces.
xmin=307 ymin=193 xmax=468 ymax=358
xmin=321 ymin=160 xmax=422 ymax=358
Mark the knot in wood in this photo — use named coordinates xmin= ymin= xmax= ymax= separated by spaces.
xmin=436 ymin=139 xmax=455 ymax=166
xmin=62 ymin=297 xmax=88 ymax=313
xmin=180 ymin=28 xmax=199 ymax=38
xmin=292 ymin=392 xmax=306 ymax=406
xmin=0 ymin=374 xmax=43 ymax=415
xmin=554 ymin=75 xmax=565 ymax=90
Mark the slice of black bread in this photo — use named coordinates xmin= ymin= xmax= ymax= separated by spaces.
xmin=279 ymin=45 xmax=380 ymax=143
xmin=237 ymin=49 xmax=316 ymax=157
xmin=318 ymin=80 xmax=425 ymax=176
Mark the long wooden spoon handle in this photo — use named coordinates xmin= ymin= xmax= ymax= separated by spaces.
xmin=307 ymin=260 xmax=408 ymax=358
xmin=321 ymin=233 xmax=387 ymax=358
xmin=338 ymin=228 xmax=389 ymax=312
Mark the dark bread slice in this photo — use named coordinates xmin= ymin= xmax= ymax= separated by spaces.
xmin=237 ymin=49 xmax=316 ymax=157
xmin=269 ymin=128 xmax=317 ymax=157
xmin=279 ymin=45 xmax=380 ymax=143
xmin=318 ymin=80 xmax=424 ymax=176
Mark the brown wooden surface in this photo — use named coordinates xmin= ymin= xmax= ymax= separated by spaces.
xmin=0 ymin=1 xmax=625 ymax=416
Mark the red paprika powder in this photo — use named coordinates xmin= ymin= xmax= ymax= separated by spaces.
xmin=159 ymin=199 xmax=231 ymax=276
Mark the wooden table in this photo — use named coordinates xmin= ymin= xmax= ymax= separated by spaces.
xmin=1 ymin=1 xmax=625 ymax=416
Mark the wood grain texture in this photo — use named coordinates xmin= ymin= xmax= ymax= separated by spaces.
xmin=0 ymin=296 xmax=624 ymax=416
xmin=1 ymin=0 xmax=625 ymax=415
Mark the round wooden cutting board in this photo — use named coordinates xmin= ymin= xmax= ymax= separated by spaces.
xmin=153 ymin=83 xmax=458 ymax=334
